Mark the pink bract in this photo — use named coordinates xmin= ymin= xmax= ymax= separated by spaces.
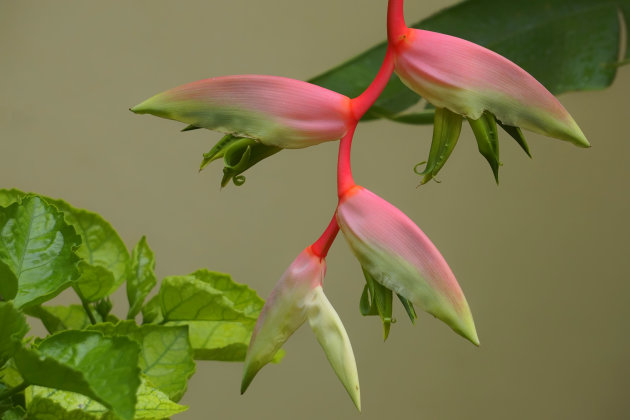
xmin=392 ymin=29 xmax=589 ymax=147
xmin=131 ymin=75 xmax=354 ymax=149
xmin=337 ymin=186 xmax=479 ymax=345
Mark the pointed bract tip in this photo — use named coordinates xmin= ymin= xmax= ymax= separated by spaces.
xmin=240 ymin=366 xmax=258 ymax=394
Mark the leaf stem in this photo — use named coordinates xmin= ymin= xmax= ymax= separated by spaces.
xmin=0 ymin=382 xmax=29 ymax=401
xmin=73 ymin=285 xmax=97 ymax=325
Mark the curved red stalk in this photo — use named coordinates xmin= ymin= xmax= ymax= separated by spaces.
xmin=311 ymin=212 xmax=340 ymax=258
xmin=313 ymin=1 xmax=401 ymax=257
xmin=387 ymin=0 xmax=407 ymax=43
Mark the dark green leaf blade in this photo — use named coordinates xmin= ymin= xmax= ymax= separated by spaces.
xmin=14 ymin=331 xmax=141 ymax=420
xmin=0 ymin=196 xmax=81 ymax=308
xmin=0 ymin=302 xmax=29 ymax=367
xmin=126 ymin=237 xmax=157 ymax=320
xmin=88 ymin=321 xmax=195 ymax=402
xmin=23 ymin=305 xmax=98 ymax=334
xmin=159 ymin=275 xmax=254 ymax=322
xmin=27 ymin=379 xmax=187 ymax=420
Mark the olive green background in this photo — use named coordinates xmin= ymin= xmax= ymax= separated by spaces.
xmin=1 ymin=1 xmax=629 ymax=419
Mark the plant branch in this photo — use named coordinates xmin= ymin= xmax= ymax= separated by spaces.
xmin=0 ymin=382 xmax=28 ymax=401
xmin=72 ymin=285 xmax=97 ymax=325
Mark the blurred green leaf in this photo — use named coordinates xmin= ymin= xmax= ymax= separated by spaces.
xmin=188 ymin=270 xmax=264 ymax=319
xmin=1 ymin=406 xmax=25 ymax=420
xmin=14 ymin=331 xmax=141 ymax=420
xmin=159 ymin=274 xmax=260 ymax=323
xmin=311 ymin=0 xmax=628 ymax=120
xmin=27 ymin=378 xmax=186 ymax=420
xmin=88 ymin=321 xmax=195 ymax=402
xmin=0 ymin=303 xmax=29 ymax=367
xmin=0 ymin=196 xmax=81 ymax=308
xmin=126 ymin=237 xmax=157 ymax=320
xmin=24 ymin=305 xmax=100 ymax=334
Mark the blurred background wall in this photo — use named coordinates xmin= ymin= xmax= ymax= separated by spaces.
xmin=1 ymin=1 xmax=629 ymax=419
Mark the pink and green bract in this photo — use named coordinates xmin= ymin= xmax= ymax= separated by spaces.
xmin=390 ymin=28 xmax=589 ymax=147
xmin=337 ymin=185 xmax=478 ymax=345
xmin=131 ymin=75 xmax=354 ymax=149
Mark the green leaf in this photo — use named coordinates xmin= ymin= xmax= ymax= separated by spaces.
xmin=141 ymin=295 xmax=162 ymax=325
xmin=189 ymin=270 xmax=264 ymax=318
xmin=0 ymin=190 xmax=130 ymax=298
xmin=159 ymin=275 xmax=257 ymax=322
xmin=126 ymin=237 xmax=157 ymax=320
xmin=0 ymin=196 xmax=81 ymax=308
xmin=0 ymin=303 xmax=29 ymax=367
xmin=74 ymin=263 xmax=115 ymax=303
xmin=14 ymin=331 xmax=141 ymax=420
xmin=27 ymin=396 xmax=97 ymax=420
xmin=469 ymin=112 xmax=501 ymax=183
xmin=24 ymin=305 xmax=99 ymax=334
xmin=415 ymin=108 xmax=462 ymax=185
xmin=311 ymin=0 xmax=628 ymax=119
xmin=1 ymin=406 xmax=25 ymax=420
xmin=88 ymin=321 xmax=195 ymax=402
xmin=27 ymin=378 xmax=187 ymax=420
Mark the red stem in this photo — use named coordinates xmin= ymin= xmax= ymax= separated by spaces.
xmin=337 ymin=124 xmax=357 ymax=198
xmin=387 ymin=0 xmax=407 ymax=42
xmin=351 ymin=46 xmax=395 ymax=118
xmin=311 ymin=0 xmax=403 ymax=257
xmin=310 ymin=212 xmax=340 ymax=258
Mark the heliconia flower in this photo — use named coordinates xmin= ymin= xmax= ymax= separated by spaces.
xmin=241 ymin=246 xmax=361 ymax=411
xmin=336 ymin=185 xmax=479 ymax=346
xmin=390 ymin=28 xmax=589 ymax=147
xmin=130 ymin=75 xmax=354 ymax=149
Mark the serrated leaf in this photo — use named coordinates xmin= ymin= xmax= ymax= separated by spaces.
xmin=0 ymin=302 xmax=29 ymax=367
xmin=24 ymin=305 xmax=99 ymax=334
xmin=0 ymin=190 xmax=129 ymax=298
xmin=74 ymin=263 xmax=115 ymax=303
xmin=189 ymin=270 xmax=264 ymax=319
xmin=159 ymin=275 xmax=252 ymax=322
xmin=0 ymin=196 xmax=81 ymax=308
xmin=311 ymin=0 xmax=627 ymax=120
xmin=415 ymin=108 xmax=462 ymax=185
xmin=126 ymin=237 xmax=157 ymax=320
xmin=469 ymin=112 xmax=501 ymax=183
xmin=88 ymin=321 xmax=195 ymax=402
xmin=27 ymin=378 xmax=187 ymax=420
xmin=26 ymin=396 xmax=97 ymax=420
xmin=14 ymin=331 xmax=141 ymax=420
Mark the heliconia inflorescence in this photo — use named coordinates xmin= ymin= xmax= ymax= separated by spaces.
xmin=131 ymin=0 xmax=589 ymax=411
